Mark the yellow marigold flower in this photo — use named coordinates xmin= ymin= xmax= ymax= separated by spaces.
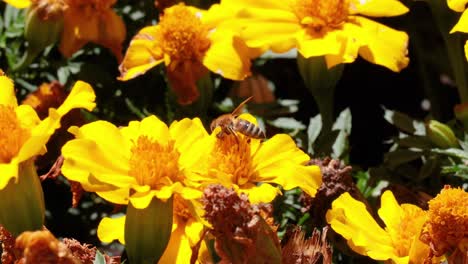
xmin=118 ymin=3 xmax=252 ymax=105
xmin=420 ymin=185 xmax=468 ymax=257
xmin=326 ymin=191 xmax=432 ymax=264
xmin=4 ymin=0 xmax=126 ymax=61
xmin=61 ymin=115 xmax=211 ymax=209
xmin=0 ymin=76 xmax=95 ymax=189
xmin=97 ymin=195 xmax=205 ymax=263
xmin=448 ymin=0 xmax=468 ymax=61
xmin=221 ymin=0 xmax=410 ymax=72
xmin=192 ymin=114 xmax=322 ymax=204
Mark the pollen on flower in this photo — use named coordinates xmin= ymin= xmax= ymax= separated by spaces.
xmin=129 ymin=136 xmax=182 ymax=190
xmin=420 ymin=185 xmax=468 ymax=256
xmin=211 ymin=135 xmax=256 ymax=186
xmin=0 ymin=106 xmax=30 ymax=163
xmin=156 ymin=3 xmax=211 ymax=63
xmin=391 ymin=205 xmax=427 ymax=257
xmin=291 ymin=0 xmax=349 ymax=33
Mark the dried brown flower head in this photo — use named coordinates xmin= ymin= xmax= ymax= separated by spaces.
xmin=1 ymin=225 xmax=17 ymax=264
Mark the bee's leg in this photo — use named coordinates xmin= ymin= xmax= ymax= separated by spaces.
xmin=227 ymin=126 xmax=240 ymax=144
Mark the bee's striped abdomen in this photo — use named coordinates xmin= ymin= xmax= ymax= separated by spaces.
xmin=235 ymin=118 xmax=265 ymax=139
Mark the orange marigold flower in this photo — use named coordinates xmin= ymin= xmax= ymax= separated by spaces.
xmin=118 ymin=3 xmax=252 ymax=105
xmin=420 ymin=185 xmax=468 ymax=257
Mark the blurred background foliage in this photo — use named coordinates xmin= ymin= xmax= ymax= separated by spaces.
xmin=0 ymin=0 xmax=467 ymax=262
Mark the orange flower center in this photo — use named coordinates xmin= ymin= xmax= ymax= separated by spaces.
xmin=0 ymin=106 xmax=30 ymax=163
xmin=292 ymin=0 xmax=349 ymax=33
xmin=421 ymin=186 xmax=468 ymax=255
xmin=129 ymin=136 xmax=182 ymax=190
xmin=211 ymin=135 xmax=256 ymax=187
xmin=390 ymin=205 xmax=426 ymax=257
xmin=156 ymin=4 xmax=211 ymax=65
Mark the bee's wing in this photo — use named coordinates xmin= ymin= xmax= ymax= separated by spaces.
xmin=231 ymin=96 xmax=253 ymax=116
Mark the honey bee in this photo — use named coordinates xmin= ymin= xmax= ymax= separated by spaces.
xmin=210 ymin=96 xmax=266 ymax=140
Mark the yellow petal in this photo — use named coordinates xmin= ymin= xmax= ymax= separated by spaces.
xmin=351 ymin=0 xmax=409 ymax=16
xmin=129 ymin=190 xmax=156 ymax=209
xmin=296 ymin=29 xmax=343 ymax=58
xmin=451 ymin=10 xmax=468 ymax=33
xmin=118 ymin=26 xmax=164 ymax=81
xmin=203 ymin=31 xmax=252 ymax=80
xmin=184 ymin=219 xmax=204 ymax=246
xmin=356 ymin=17 xmax=409 ymax=72
xmin=239 ymin=183 xmax=281 ymax=204
xmin=56 ymin=81 xmax=96 ymax=116
xmin=241 ymin=21 xmax=300 ymax=53
xmin=0 ymin=161 xmax=19 ymax=190
xmin=465 ymin=41 xmax=468 ymax=61
xmin=3 ymin=0 xmax=31 ymax=8
xmin=221 ymin=0 xmax=289 ymax=11
xmin=96 ymin=187 xmax=130 ymax=205
xmin=377 ymin=190 xmax=402 ymax=229
xmin=97 ymin=215 xmax=126 ymax=244
xmin=15 ymin=105 xmax=40 ymax=131
xmin=120 ymin=115 xmax=170 ymax=146
xmin=0 ymin=75 xmax=17 ymax=107
xmin=158 ymin=225 xmax=192 ymax=264
xmin=326 ymin=192 xmax=395 ymax=260
xmin=447 ymin=0 xmax=468 ymax=12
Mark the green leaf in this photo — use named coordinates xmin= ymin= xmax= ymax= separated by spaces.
xmin=93 ymin=251 xmax=106 ymax=264
xmin=432 ymin=148 xmax=468 ymax=160
xmin=307 ymin=114 xmax=322 ymax=154
xmin=397 ymin=135 xmax=433 ymax=149
xmin=332 ymin=108 xmax=352 ymax=134
xmin=332 ymin=130 xmax=348 ymax=159
xmin=384 ymin=150 xmax=423 ymax=168
xmin=269 ymin=117 xmax=306 ymax=130
xmin=383 ymin=107 xmax=426 ymax=135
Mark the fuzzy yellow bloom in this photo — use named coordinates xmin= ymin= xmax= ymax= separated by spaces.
xmin=420 ymin=185 xmax=468 ymax=258
xmin=0 ymin=73 xmax=95 ymax=235
xmin=192 ymin=114 xmax=322 ymax=204
xmin=97 ymin=195 xmax=205 ymax=263
xmin=326 ymin=191 xmax=432 ymax=264
xmin=448 ymin=0 xmax=468 ymax=61
xmin=220 ymin=0 xmax=410 ymax=72
xmin=0 ymin=76 xmax=95 ymax=189
xmin=61 ymin=115 xmax=212 ymax=209
xmin=118 ymin=3 xmax=252 ymax=105
xmin=4 ymin=0 xmax=126 ymax=61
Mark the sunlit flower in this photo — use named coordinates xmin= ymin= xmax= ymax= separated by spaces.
xmin=0 ymin=76 xmax=95 ymax=190
xmin=192 ymin=114 xmax=322 ymax=204
xmin=220 ymin=0 xmax=410 ymax=72
xmin=4 ymin=0 xmax=126 ymax=61
xmin=61 ymin=115 xmax=211 ymax=209
xmin=448 ymin=0 xmax=468 ymax=61
xmin=97 ymin=195 xmax=205 ymax=263
xmin=326 ymin=191 xmax=432 ymax=264
xmin=118 ymin=3 xmax=252 ymax=104
xmin=420 ymin=185 xmax=468 ymax=258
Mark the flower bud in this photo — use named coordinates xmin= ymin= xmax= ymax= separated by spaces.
xmin=14 ymin=3 xmax=64 ymax=70
xmin=426 ymin=120 xmax=459 ymax=149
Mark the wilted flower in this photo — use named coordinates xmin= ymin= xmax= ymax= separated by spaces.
xmin=420 ymin=185 xmax=468 ymax=260
xmin=193 ymin=114 xmax=322 ymax=204
xmin=326 ymin=191 xmax=432 ymax=264
xmin=118 ymin=3 xmax=252 ymax=104
xmin=281 ymin=227 xmax=332 ymax=264
xmin=220 ymin=0 xmax=410 ymax=72
xmin=4 ymin=0 xmax=126 ymax=61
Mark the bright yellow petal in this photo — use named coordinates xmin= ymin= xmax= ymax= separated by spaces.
xmin=3 ymin=0 xmax=31 ymax=8
xmin=0 ymin=161 xmax=18 ymax=190
xmin=241 ymin=21 xmax=300 ymax=53
xmin=451 ymin=10 xmax=468 ymax=33
xmin=326 ymin=192 xmax=395 ymax=261
xmin=97 ymin=215 xmax=126 ymax=244
xmin=118 ymin=26 xmax=164 ymax=81
xmin=15 ymin=105 xmax=40 ymax=131
xmin=221 ymin=0 xmax=289 ymax=11
xmin=356 ymin=17 xmax=409 ymax=72
xmin=351 ymin=0 xmax=409 ymax=16
xmin=96 ymin=187 xmax=131 ymax=205
xmin=184 ymin=219 xmax=204 ymax=246
xmin=297 ymin=29 xmax=344 ymax=58
xmin=120 ymin=115 xmax=170 ymax=146
xmin=0 ymin=75 xmax=17 ymax=107
xmin=203 ymin=31 xmax=252 ymax=80
xmin=324 ymin=23 xmax=362 ymax=67
xmin=447 ymin=0 xmax=468 ymax=12
xmin=56 ymin=81 xmax=96 ymax=116
xmin=158 ymin=225 xmax=192 ymax=264
xmin=129 ymin=190 xmax=156 ymax=209
xmin=377 ymin=190 xmax=402 ymax=229
xmin=169 ymin=118 xmax=209 ymax=153
xmin=465 ymin=41 xmax=468 ymax=61
xmin=239 ymin=183 xmax=281 ymax=204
